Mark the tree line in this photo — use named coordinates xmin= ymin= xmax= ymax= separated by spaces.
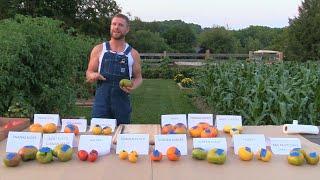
xmin=1 ymin=0 xmax=319 ymax=61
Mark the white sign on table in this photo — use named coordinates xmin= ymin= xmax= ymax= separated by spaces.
xmin=269 ymin=138 xmax=301 ymax=155
xmin=193 ymin=138 xmax=227 ymax=152
xmin=154 ymin=134 xmax=188 ymax=155
xmin=78 ymin=135 xmax=112 ymax=156
xmin=61 ymin=119 xmax=87 ymax=132
xmin=161 ymin=114 xmax=187 ymax=127
xmin=34 ymin=114 xmax=60 ymax=126
xmin=42 ymin=133 xmax=75 ymax=149
xmin=6 ymin=132 xmax=42 ymax=153
xmin=116 ymin=134 xmax=149 ymax=155
xmin=90 ymin=118 xmax=117 ymax=132
xmin=215 ymin=115 xmax=242 ymax=130
xmin=188 ymin=114 xmax=213 ymax=128
xmin=233 ymin=134 xmax=266 ymax=154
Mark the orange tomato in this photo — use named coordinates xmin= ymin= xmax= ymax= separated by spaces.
xmin=43 ymin=123 xmax=57 ymax=133
xmin=29 ymin=123 xmax=43 ymax=133
xmin=166 ymin=146 xmax=181 ymax=161
xmin=161 ymin=124 xmax=173 ymax=134
xmin=150 ymin=149 xmax=163 ymax=161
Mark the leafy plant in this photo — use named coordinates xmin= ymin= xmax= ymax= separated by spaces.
xmin=174 ymin=74 xmax=185 ymax=83
xmin=195 ymin=61 xmax=320 ymax=125
xmin=142 ymin=63 xmax=198 ymax=79
xmin=0 ymin=15 xmax=97 ymax=116
xmin=4 ymin=102 xmax=34 ymax=118
xmin=181 ymin=78 xmax=194 ymax=88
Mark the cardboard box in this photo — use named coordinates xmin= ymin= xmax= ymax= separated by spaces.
xmin=0 ymin=117 xmax=30 ymax=141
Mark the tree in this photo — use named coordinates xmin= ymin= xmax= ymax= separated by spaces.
xmin=287 ymin=0 xmax=320 ymax=61
xmin=232 ymin=26 xmax=284 ymax=53
xmin=77 ymin=0 xmax=121 ymax=37
xmin=246 ymin=37 xmax=261 ymax=51
xmin=163 ymin=24 xmax=197 ymax=52
xmin=127 ymin=30 xmax=171 ymax=53
xmin=0 ymin=0 xmax=121 ymax=38
xmin=0 ymin=0 xmax=12 ymax=19
xmin=268 ymin=28 xmax=290 ymax=53
xmin=199 ymin=27 xmax=237 ymax=53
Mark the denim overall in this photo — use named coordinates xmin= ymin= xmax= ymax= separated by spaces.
xmin=92 ymin=42 xmax=132 ymax=125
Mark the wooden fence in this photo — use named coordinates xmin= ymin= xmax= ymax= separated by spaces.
xmin=140 ymin=51 xmax=249 ymax=63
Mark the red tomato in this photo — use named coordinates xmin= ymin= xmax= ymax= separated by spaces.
xmin=90 ymin=150 xmax=98 ymax=155
xmin=11 ymin=120 xmax=25 ymax=126
xmin=87 ymin=150 xmax=98 ymax=162
xmin=4 ymin=122 xmax=13 ymax=129
xmin=77 ymin=150 xmax=88 ymax=161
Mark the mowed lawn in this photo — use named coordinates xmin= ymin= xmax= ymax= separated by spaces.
xmin=71 ymin=79 xmax=199 ymax=124
xmin=131 ymin=79 xmax=198 ymax=124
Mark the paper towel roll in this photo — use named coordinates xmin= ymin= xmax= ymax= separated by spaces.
xmin=283 ymin=124 xmax=319 ymax=134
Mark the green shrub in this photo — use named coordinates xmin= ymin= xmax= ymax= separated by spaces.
xmin=0 ymin=15 xmax=97 ymax=116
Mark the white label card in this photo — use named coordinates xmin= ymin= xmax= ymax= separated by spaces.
xmin=6 ymin=132 xmax=42 ymax=153
xmin=42 ymin=133 xmax=75 ymax=149
xmin=34 ymin=114 xmax=60 ymax=126
xmin=61 ymin=119 xmax=87 ymax=132
xmin=154 ymin=134 xmax=188 ymax=155
xmin=215 ymin=115 xmax=242 ymax=130
xmin=78 ymin=135 xmax=112 ymax=156
xmin=90 ymin=118 xmax=117 ymax=132
xmin=161 ymin=114 xmax=187 ymax=127
xmin=193 ymin=138 xmax=227 ymax=152
xmin=116 ymin=134 xmax=149 ymax=155
xmin=233 ymin=134 xmax=266 ymax=154
xmin=188 ymin=114 xmax=213 ymax=128
xmin=269 ymin=138 xmax=301 ymax=155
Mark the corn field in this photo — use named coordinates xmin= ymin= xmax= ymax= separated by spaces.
xmin=196 ymin=61 xmax=320 ymax=125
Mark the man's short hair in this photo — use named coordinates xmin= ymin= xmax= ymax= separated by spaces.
xmin=112 ymin=14 xmax=130 ymax=27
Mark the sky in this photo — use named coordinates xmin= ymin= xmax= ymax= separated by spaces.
xmin=115 ymin=0 xmax=303 ymax=29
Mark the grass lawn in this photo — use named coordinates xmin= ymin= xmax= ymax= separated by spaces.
xmin=70 ymin=79 xmax=200 ymax=124
xmin=131 ymin=79 xmax=199 ymax=124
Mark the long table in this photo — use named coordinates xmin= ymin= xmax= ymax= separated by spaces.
xmin=1 ymin=126 xmax=320 ymax=180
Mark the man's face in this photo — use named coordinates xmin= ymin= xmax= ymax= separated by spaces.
xmin=110 ymin=17 xmax=129 ymax=40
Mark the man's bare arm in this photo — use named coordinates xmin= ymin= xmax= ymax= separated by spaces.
xmin=86 ymin=44 xmax=106 ymax=83
xmin=121 ymin=48 xmax=143 ymax=93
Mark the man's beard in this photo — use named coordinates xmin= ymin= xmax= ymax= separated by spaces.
xmin=110 ymin=32 xmax=125 ymax=40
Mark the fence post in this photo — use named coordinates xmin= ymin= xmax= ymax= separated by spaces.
xmin=249 ymin=51 xmax=253 ymax=60
xmin=163 ymin=51 xmax=167 ymax=58
xmin=278 ymin=52 xmax=284 ymax=61
xmin=205 ymin=49 xmax=210 ymax=60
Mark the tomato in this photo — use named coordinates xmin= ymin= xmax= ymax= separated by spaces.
xmin=4 ymin=122 xmax=13 ymax=129
xmin=90 ymin=150 xmax=98 ymax=155
xmin=87 ymin=150 xmax=98 ymax=162
xmin=77 ymin=150 xmax=88 ymax=161
xmin=11 ymin=120 xmax=25 ymax=126
xmin=3 ymin=120 xmax=25 ymax=129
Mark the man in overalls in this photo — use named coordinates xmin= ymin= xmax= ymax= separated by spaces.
xmin=86 ymin=14 xmax=142 ymax=125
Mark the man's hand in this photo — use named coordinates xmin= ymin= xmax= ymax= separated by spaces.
xmin=120 ymin=85 xmax=134 ymax=94
xmin=86 ymin=72 xmax=106 ymax=83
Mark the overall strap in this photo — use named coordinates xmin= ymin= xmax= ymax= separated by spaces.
xmin=105 ymin=41 xmax=132 ymax=55
xmin=105 ymin=41 xmax=111 ymax=50
xmin=124 ymin=45 xmax=132 ymax=55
